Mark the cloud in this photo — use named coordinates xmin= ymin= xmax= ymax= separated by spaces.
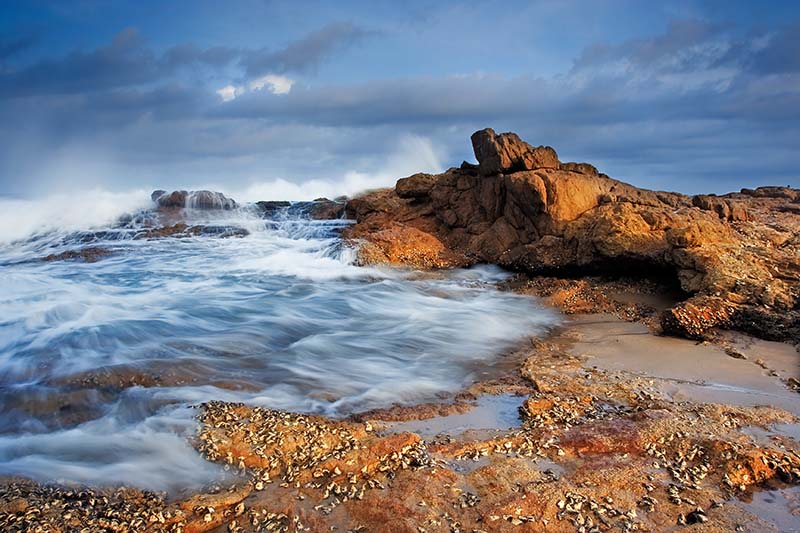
xmin=746 ymin=21 xmax=800 ymax=74
xmin=0 ymin=34 xmax=37 ymax=61
xmin=0 ymin=22 xmax=366 ymax=99
xmin=240 ymin=21 xmax=371 ymax=77
xmin=217 ymin=74 xmax=295 ymax=101
xmin=250 ymin=74 xmax=294 ymax=95
xmin=216 ymin=85 xmax=237 ymax=102
xmin=0 ymin=28 xmax=160 ymax=97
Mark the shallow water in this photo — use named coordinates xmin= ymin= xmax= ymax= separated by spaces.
xmin=387 ymin=393 xmax=525 ymax=438
xmin=0 ymin=199 xmax=558 ymax=491
xmin=736 ymin=484 xmax=800 ymax=532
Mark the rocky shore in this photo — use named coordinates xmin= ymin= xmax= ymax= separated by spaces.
xmin=2 ymin=130 xmax=798 ymax=532
xmin=3 ymin=300 xmax=798 ymax=532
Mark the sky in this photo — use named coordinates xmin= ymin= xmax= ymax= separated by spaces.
xmin=0 ymin=0 xmax=798 ymax=199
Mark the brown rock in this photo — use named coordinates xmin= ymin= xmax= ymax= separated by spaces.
xmin=660 ymin=295 xmax=736 ymax=339
xmin=740 ymin=186 xmax=800 ymax=201
xmin=470 ymin=128 xmax=560 ymax=175
xmin=152 ymin=189 xmax=237 ymax=210
xmin=308 ymin=198 xmax=345 ymax=219
xmin=41 ymin=246 xmax=112 ymax=263
xmin=353 ymin=222 xmax=466 ymax=269
xmin=396 ymin=173 xmax=437 ymax=198
xmin=692 ymin=194 xmax=750 ymax=221
xmin=560 ymin=161 xmax=599 ymax=177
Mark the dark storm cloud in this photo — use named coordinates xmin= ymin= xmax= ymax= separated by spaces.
xmin=572 ymin=19 xmax=727 ymax=73
xmin=0 ymin=21 xmax=370 ymax=98
xmin=240 ymin=21 xmax=372 ymax=76
xmin=0 ymin=28 xmax=161 ymax=97
xmin=0 ymin=34 xmax=37 ymax=61
xmin=161 ymin=44 xmax=241 ymax=70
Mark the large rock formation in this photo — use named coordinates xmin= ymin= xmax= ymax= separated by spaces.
xmin=344 ymin=129 xmax=800 ymax=341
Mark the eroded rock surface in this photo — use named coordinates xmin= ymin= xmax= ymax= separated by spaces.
xmin=344 ymin=129 xmax=800 ymax=340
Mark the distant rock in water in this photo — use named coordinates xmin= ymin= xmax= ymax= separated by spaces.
xmin=344 ymin=127 xmax=800 ymax=342
xmin=309 ymin=198 xmax=346 ymax=220
xmin=255 ymin=201 xmax=292 ymax=217
xmin=152 ymin=190 xmax=238 ymax=210
xmin=255 ymin=198 xmax=346 ymax=220
xmin=134 ymin=223 xmax=249 ymax=239
xmin=41 ymin=246 xmax=112 ymax=263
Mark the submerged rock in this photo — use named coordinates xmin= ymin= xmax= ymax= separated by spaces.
xmin=255 ymin=198 xmax=346 ymax=220
xmin=40 ymin=246 xmax=112 ymax=263
xmin=344 ymin=128 xmax=800 ymax=341
xmin=134 ymin=223 xmax=249 ymax=239
xmin=152 ymin=190 xmax=238 ymax=210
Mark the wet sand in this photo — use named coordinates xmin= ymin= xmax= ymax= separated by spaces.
xmin=566 ymin=314 xmax=800 ymax=416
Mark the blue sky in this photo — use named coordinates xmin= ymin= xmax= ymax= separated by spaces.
xmin=0 ymin=0 xmax=798 ymax=198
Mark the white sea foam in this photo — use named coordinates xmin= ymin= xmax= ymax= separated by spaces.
xmin=0 ymin=189 xmax=151 ymax=245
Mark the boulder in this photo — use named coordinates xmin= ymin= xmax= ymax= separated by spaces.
xmin=560 ymin=162 xmax=599 ymax=177
xmin=692 ymin=194 xmax=750 ymax=222
xmin=255 ymin=200 xmax=291 ymax=217
xmin=660 ymin=296 xmax=735 ymax=339
xmin=308 ymin=198 xmax=346 ymax=220
xmin=151 ymin=190 xmax=237 ymax=210
xmin=396 ymin=173 xmax=437 ymax=199
xmin=40 ymin=246 xmax=112 ymax=263
xmin=470 ymin=128 xmax=560 ymax=175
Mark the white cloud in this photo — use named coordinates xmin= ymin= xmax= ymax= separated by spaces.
xmin=216 ymin=85 xmax=238 ymax=102
xmin=249 ymin=74 xmax=294 ymax=95
xmin=216 ymin=74 xmax=294 ymax=102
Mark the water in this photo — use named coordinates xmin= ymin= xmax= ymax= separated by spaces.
xmin=388 ymin=393 xmax=525 ymax=439
xmin=0 ymin=196 xmax=559 ymax=491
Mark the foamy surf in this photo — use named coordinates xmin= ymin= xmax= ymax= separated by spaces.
xmin=0 ymin=195 xmax=559 ymax=491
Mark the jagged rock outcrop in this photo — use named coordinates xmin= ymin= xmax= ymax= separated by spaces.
xmin=152 ymin=190 xmax=238 ymax=210
xmin=471 ymin=128 xmax=559 ymax=175
xmin=344 ymin=129 xmax=800 ymax=341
